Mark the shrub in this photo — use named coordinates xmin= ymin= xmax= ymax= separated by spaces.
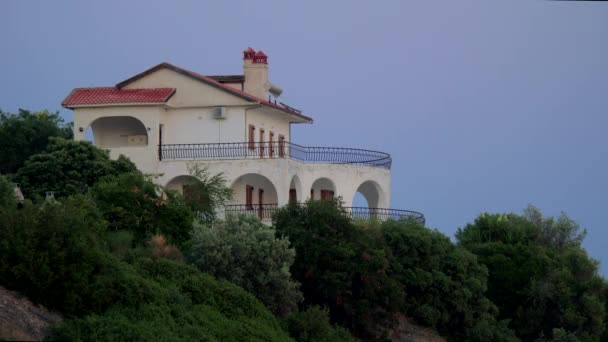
xmin=14 ymin=138 xmax=137 ymax=198
xmin=186 ymin=215 xmax=302 ymax=317
xmin=90 ymin=172 xmax=194 ymax=245
xmin=273 ymin=200 xmax=402 ymax=338
xmin=0 ymin=109 xmax=72 ymax=175
xmin=457 ymin=207 xmax=606 ymax=341
xmin=284 ymin=306 xmax=352 ymax=342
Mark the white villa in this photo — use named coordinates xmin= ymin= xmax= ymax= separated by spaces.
xmin=62 ymin=48 xmax=423 ymax=223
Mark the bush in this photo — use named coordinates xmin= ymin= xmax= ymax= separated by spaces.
xmin=273 ymin=200 xmax=402 ymax=338
xmin=186 ymin=215 xmax=302 ymax=317
xmin=284 ymin=306 xmax=352 ymax=342
xmin=50 ymin=258 xmax=292 ymax=341
xmin=90 ymin=172 xmax=194 ymax=245
xmin=456 ymin=207 xmax=606 ymax=341
xmin=0 ymin=109 xmax=72 ymax=175
xmin=14 ymin=138 xmax=137 ymax=198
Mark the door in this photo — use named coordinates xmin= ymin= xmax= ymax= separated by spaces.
xmin=258 ymin=188 xmax=264 ymax=219
xmin=246 ymin=185 xmax=254 ymax=210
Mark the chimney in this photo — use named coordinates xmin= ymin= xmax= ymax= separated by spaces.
xmin=243 ymin=48 xmax=269 ymax=99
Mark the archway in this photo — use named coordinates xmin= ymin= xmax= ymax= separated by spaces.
xmin=166 ymin=175 xmax=201 ymax=196
xmin=89 ymin=116 xmax=148 ymax=148
xmin=289 ymin=175 xmax=302 ymax=203
xmin=310 ymin=177 xmax=336 ymax=201
xmin=230 ymin=173 xmax=278 ymax=220
xmin=352 ymin=180 xmax=383 ymax=208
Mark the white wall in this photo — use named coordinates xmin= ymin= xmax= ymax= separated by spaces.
xmin=160 ymin=107 xmax=245 ymax=144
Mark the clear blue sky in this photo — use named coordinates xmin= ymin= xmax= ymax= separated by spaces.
xmin=2 ymin=1 xmax=607 ymax=273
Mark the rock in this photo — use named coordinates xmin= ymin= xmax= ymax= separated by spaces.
xmin=0 ymin=286 xmax=62 ymax=341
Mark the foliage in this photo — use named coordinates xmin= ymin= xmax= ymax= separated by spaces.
xmin=380 ymin=219 xmax=517 ymax=341
xmin=0 ymin=109 xmax=72 ymax=175
xmin=0 ymin=195 xmax=163 ymax=316
xmin=0 ymin=174 xmax=16 ymax=207
xmin=456 ymin=206 xmax=606 ymax=341
xmin=14 ymin=137 xmax=137 ymax=198
xmin=186 ymin=215 xmax=302 ymax=317
xmin=90 ymin=172 xmax=193 ymax=245
xmin=273 ymin=200 xmax=403 ymax=338
xmin=183 ymin=163 xmax=233 ymax=223
xmin=49 ymin=258 xmax=292 ymax=341
xmin=283 ymin=306 xmax=352 ymax=342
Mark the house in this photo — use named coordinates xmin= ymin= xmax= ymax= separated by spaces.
xmin=62 ymin=48 xmax=423 ymax=223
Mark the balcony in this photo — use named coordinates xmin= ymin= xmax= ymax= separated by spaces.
xmin=158 ymin=142 xmax=392 ymax=169
xmin=221 ymin=204 xmax=425 ymax=225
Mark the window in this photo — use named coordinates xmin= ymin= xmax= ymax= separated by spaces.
xmin=269 ymin=131 xmax=275 ymax=158
xmin=248 ymin=125 xmax=255 ymax=150
xmin=278 ymin=135 xmax=285 ymax=158
xmin=289 ymin=189 xmax=297 ymax=203
xmin=259 ymin=129 xmax=265 ymax=158
xmin=321 ymin=190 xmax=335 ymax=201
xmin=246 ymin=185 xmax=254 ymax=209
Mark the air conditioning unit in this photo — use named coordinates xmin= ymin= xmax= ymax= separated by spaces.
xmin=128 ymin=135 xmax=147 ymax=146
xmin=213 ymin=107 xmax=227 ymax=120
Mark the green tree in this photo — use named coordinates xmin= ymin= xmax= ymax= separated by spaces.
xmin=186 ymin=215 xmax=302 ymax=317
xmin=183 ymin=163 xmax=233 ymax=223
xmin=380 ymin=219 xmax=517 ymax=341
xmin=273 ymin=200 xmax=402 ymax=338
xmin=283 ymin=306 xmax=352 ymax=342
xmin=456 ymin=207 xmax=606 ymax=341
xmin=14 ymin=137 xmax=137 ymax=198
xmin=90 ymin=172 xmax=194 ymax=245
xmin=0 ymin=109 xmax=72 ymax=174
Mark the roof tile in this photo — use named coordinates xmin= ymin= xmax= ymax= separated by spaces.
xmin=62 ymin=87 xmax=175 ymax=107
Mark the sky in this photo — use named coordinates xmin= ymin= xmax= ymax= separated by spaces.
xmin=1 ymin=1 xmax=607 ymax=273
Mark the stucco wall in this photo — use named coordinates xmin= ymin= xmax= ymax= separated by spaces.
xmin=246 ymin=107 xmax=291 ymax=145
xmin=122 ymin=68 xmax=250 ymax=108
xmin=160 ymin=107 xmax=245 ymax=144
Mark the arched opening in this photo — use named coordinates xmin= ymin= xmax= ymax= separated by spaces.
xmin=166 ymin=175 xmax=201 ymax=196
xmin=289 ymin=175 xmax=302 ymax=203
xmin=351 ymin=180 xmax=384 ymax=220
xmin=310 ymin=177 xmax=336 ymax=201
xmin=353 ymin=180 xmax=383 ymax=208
xmin=89 ymin=116 xmax=148 ymax=148
xmin=230 ymin=173 xmax=278 ymax=220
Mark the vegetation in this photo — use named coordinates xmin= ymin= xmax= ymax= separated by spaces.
xmin=186 ymin=215 xmax=303 ymax=317
xmin=90 ymin=172 xmax=193 ymax=245
xmin=1 ymin=109 xmax=606 ymax=341
xmin=0 ymin=109 xmax=72 ymax=175
xmin=15 ymin=137 xmax=137 ymax=198
xmin=457 ymin=207 xmax=607 ymax=341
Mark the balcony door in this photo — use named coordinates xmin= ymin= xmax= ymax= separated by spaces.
xmin=258 ymin=188 xmax=264 ymax=219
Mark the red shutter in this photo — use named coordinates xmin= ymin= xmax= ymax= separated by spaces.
xmin=248 ymin=125 xmax=255 ymax=150
xmin=259 ymin=129 xmax=265 ymax=158
xmin=246 ymin=185 xmax=254 ymax=209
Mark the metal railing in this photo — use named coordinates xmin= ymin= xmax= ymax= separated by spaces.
xmin=225 ymin=204 xmax=279 ymax=220
xmin=223 ymin=203 xmax=425 ymax=225
xmin=159 ymin=141 xmax=392 ymax=169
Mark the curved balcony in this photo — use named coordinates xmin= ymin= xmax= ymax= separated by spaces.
xmin=158 ymin=142 xmax=392 ymax=169
xmin=222 ymin=204 xmax=425 ymax=225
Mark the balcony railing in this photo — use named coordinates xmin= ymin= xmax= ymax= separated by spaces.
xmin=158 ymin=142 xmax=392 ymax=169
xmin=223 ymin=203 xmax=425 ymax=225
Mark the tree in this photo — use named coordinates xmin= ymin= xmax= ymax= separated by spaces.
xmin=14 ymin=137 xmax=137 ymax=198
xmin=182 ymin=163 xmax=233 ymax=223
xmin=0 ymin=109 xmax=72 ymax=175
xmin=380 ymin=219 xmax=517 ymax=341
xmin=90 ymin=172 xmax=194 ymax=245
xmin=456 ymin=207 xmax=606 ymax=341
xmin=273 ymin=200 xmax=403 ymax=338
xmin=186 ymin=215 xmax=302 ymax=317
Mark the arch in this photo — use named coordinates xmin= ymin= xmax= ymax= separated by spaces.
xmin=89 ymin=116 xmax=148 ymax=148
xmin=352 ymin=180 xmax=384 ymax=209
xmin=310 ymin=177 xmax=336 ymax=201
xmin=230 ymin=173 xmax=279 ymax=206
xmin=165 ymin=175 xmax=201 ymax=195
xmin=289 ymin=175 xmax=302 ymax=203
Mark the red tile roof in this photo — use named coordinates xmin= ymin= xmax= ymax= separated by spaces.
xmin=115 ymin=62 xmax=313 ymax=123
xmin=62 ymin=87 xmax=175 ymax=108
